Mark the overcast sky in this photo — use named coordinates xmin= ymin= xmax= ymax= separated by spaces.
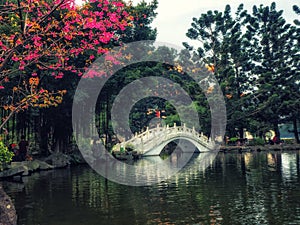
xmin=131 ymin=0 xmax=299 ymax=47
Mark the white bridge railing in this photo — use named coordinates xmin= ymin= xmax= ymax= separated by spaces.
xmin=113 ymin=123 xmax=215 ymax=155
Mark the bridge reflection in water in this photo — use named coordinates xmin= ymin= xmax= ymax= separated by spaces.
xmin=94 ymin=151 xmax=218 ymax=186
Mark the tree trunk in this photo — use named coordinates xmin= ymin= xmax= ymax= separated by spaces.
xmin=274 ymin=123 xmax=280 ymax=139
xmin=0 ymin=185 xmax=17 ymax=225
xmin=52 ymin=120 xmax=72 ymax=153
xmin=38 ymin=110 xmax=50 ymax=156
xmin=239 ymin=127 xmax=244 ymax=139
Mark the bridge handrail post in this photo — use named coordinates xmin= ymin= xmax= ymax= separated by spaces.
xmin=140 ymin=136 xmax=144 ymax=151
xmin=146 ymin=127 xmax=149 ymax=139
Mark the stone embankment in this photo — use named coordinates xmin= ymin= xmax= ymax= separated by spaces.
xmin=220 ymin=144 xmax=300 ymax=152
xmin=0 ymin=160 xmax=54 ymax=179
xmin=0 ymin=152 xmax=82 ymax=179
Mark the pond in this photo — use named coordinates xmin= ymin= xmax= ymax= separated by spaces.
xmin=2 ymin=151 xmax=300 ymax=225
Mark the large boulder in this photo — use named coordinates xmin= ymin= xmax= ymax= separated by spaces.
xmin=69 ymin=152 xmax=86 ymax=164
xmin=0 ymin=166 xmax=25 ymax=178
xmin=0 ymin=160 xmax=54 ymax=179
xmin=45 ymin=153 xmax=71 ymax=168
xmin=35 ymin=160 xmax=54 ymax=170
xmin=0 ymin=185 xmax=17 ymax=225
xmin=25 ymin=161 xmax=40 ymax=171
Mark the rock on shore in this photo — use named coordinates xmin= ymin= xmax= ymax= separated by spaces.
xmin=0 ymin=185 xmax=17 ymax=225
xmin=44 ymin=152 xmax=71 ymax=168
xmin=0 ymin=160 xmax=54 ymax=179
xmin=0 ymin=152 xmax=84 ymax=179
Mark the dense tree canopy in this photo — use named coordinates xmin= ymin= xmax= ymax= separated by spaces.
xmin=0 ymin=0 xmax=299 ymax=156
xmin=0 ymin=0 xmax=160 ymax=153
xmin=0 ymin=0 xmax=133 ymax=132
xmin=184 ymin=2 xmax=300 ymax=142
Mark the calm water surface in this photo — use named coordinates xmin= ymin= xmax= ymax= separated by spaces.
xmin=2 ymin=151 xmax=300 ymax=225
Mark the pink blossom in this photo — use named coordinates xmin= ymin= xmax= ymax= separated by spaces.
xmin=12 ymin=56 xmax=19 ymax=62
xmin=24 ymin=52 xmax=39 ymax=61
xmin=109 ymin=13 xmax=118 ymax=23
xmin=97 ymin=47 xmax=108 ymax=54
xmin=94 ymin=11 xmax=104 ymax=17
xmin=93 ymin=39 xmax=100 ymax=45
xmin=112 ymin=1 xmax=124 ymax=7
xmin=32 ymin=36 xmax=41 ymax=42
xmin=19 ymin=61 xmax=25 ymax=70
xmin=0 ymin=86 xmax=4 ymax=90
xmin=55 ymin=72 xmax=64 ymax=79
xmin=100 ymin=32 xmax=113 ymax=44
xmin=0 ymin=41 xmax=7 ymax=50
xmin=16 ymin=39 xmax=22 ymax=45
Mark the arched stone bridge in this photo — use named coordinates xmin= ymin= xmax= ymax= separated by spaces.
xmin=114 ymin=124 xmax=216 ymax=156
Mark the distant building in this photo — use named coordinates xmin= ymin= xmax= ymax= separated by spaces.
xmin=279 ymin=123 xmax=299 ymax=139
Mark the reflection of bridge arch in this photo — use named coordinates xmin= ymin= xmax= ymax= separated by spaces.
xmin=114 ymin=124 xmax=216 ymax=156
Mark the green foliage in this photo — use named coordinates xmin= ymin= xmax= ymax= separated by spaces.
xmin=229 ymin=137 xmax=238 ymax=142
xmin=120 ymin=0 xmax=158 ymax=42
xmin=184 ymin=4 xmax=254 ymax=138
xmin=248 ymin=138 xmax=265 ymax=146
xmin=293 ymin=5 xmax=300 ymax=25
xmin=0 ymin=141 xmax=14 ymax=170
xmin=184 ymin=2 xmax=300 ymax=141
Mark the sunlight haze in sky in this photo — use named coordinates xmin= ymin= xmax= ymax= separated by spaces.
xmin=130 ymin=0 xmax=299 ymax=47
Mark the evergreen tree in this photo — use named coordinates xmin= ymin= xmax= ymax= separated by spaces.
xmin=247 ymin=2 xmax=299 ymax=140
xmin=184 ymin=4 xmax=253 ymax=139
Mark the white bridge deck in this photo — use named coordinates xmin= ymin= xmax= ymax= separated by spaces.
xmin=114 ymin=124 xmax=216 ymax=156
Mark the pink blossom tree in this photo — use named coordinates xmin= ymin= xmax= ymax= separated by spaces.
xmin=0 ymin=0 xmax=133 ymax=130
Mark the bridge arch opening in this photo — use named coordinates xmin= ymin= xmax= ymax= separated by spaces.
xmin=159 ymin=139 xmax=201 ymax=158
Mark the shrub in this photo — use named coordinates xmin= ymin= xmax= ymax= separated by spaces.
xmin=248 ymin=138 xmax=265 ymax=146
xmin=227 ymin=137 xmax=239 ymax=145
xmin=230 ymin=137 xmax=239 ymax=142
xmin=0 ymin=141 xmax=14 ymax=170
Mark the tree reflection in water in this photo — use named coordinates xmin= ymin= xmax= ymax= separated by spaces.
xmin=2 ymin=151 xmax=300 ymax=225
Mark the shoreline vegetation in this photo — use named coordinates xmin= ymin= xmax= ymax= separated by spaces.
xmin=220 ymin=143 xmax=300 ymax=153
xmin=1 ymin=143 xmax=300 ymax=180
